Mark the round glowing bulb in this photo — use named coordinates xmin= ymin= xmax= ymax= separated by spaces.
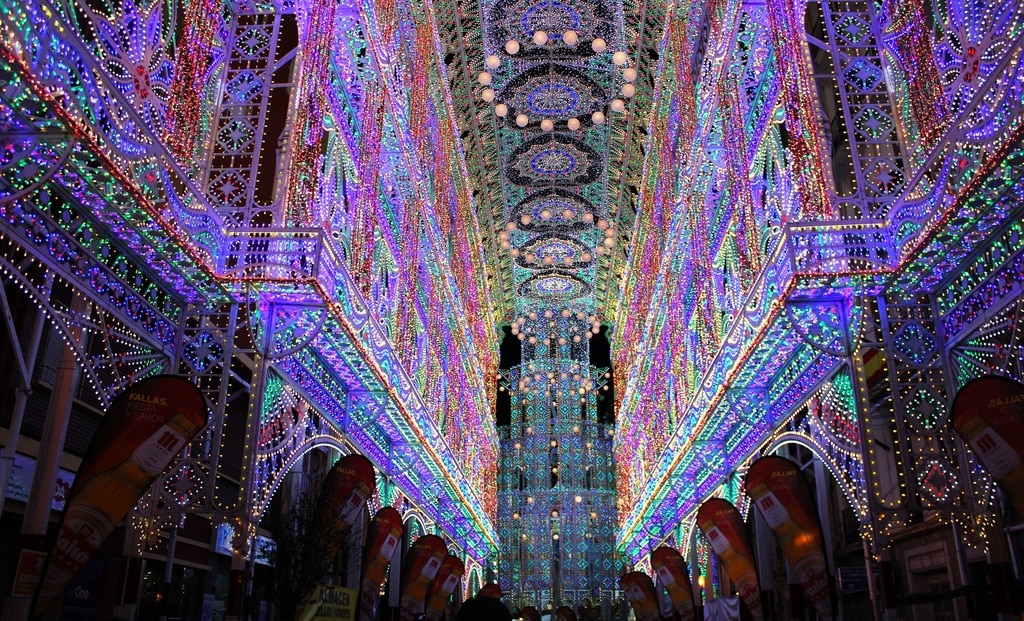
xmin=506 ymin=39 xmax=520 ymax=54
xmin=613 ymin=51 xmax=629 ymax=66
xmin=521 ymin=214 xmax=533 ymax=224
xmin=539 ymin=208 xmax=552 ymax=220
xmin=486 ymin=54 xmax=501 ymax=69
xmin=516 ymin=113 xmax=529 ymax=127
xmin=611 ymin=98 xmax=626 ymax=112
xmin=511 ymin=248 xmax=520 ymax=257
xmin=623 ymin=67 xmax=637 ymax=82
xmin=621 ymin=83 xmax=635 ymax=98
xmin=541 ymin=118 xmax=554 ymax=131
xmin=481 ymin=88 xmax=495 ymax=102
xmin=597 ymin=218 xmax=608 ymax=229
xmin=495 ymin=103 xmax=508 ymax=117
xmin=591 ymin=110 xmax=605 ymax=124
xmin=567 ymin=117 xmax=580 ymax=130
xmin=562 ymin=209 xmax=574 ymax=219
xmin=592 ymin=37 xmax=606 ymax=53
xmin=478 ymin=71 xmax=492 ymax=85
xmin=581 ymin=252 xmax=592 ymax=261
xmin=505 ymin=221 xmax=517 ymax=231
xmin=500 ymin=239 xmax=511 ymax=249
xmin=533 ymin=30 xmax=548 ymax=46
xmin=563 ymin=30 xmax=578 ymax=46
xmin=582 ymin=212 xmax=594 ymax=223
xmin=603 ymin=236 xmax=615 ymax=248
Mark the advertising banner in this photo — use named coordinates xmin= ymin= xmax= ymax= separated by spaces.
xmin=951 ymin=375 xmax=1024 ymax=516
xmin=399 ymin=535 xmax=447 ymax=621
xmin=32 ymin=375 xmax=207 ymax=621
xmin=297 ymin=585 xmax=358 ymax=621
xmin=745 ymin=456 xmax=833 ymax=620
xmin=314 ymin=455 xmax=376 ymax=561
xmin=650 ymin=546 xmax=695 ymax=621
xmin=619 ymin=571 xmax=660 ymax=621
xmin=359 ymin=507 xmax=403 ymax=620
xmin=696 ymin=499 xmax=763 ymax=621
xmin=424 ymin=555 xmax=465 ymax=621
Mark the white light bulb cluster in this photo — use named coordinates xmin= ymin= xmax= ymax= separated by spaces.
xmin=501 ymin=343 xmax=606 ymax=402
xmin=510 ymin=311 xmax=602 ymax=343
xmin=481 ymin=35 xmax=636 ymax=127
xmin=594 ymin=218 xmax=617 ymax=255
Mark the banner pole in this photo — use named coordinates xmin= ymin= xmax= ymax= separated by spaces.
xmin=860 ymin=539 xmax=881 ymax=621
xmin=159 ymin=527 xmax=178 ymax=621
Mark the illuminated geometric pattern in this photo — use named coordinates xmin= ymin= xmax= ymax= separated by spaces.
xmin=517 ymin=273 xmax=592 ymax=301
xmin=506 ymin=136 xmax=602 ymax=186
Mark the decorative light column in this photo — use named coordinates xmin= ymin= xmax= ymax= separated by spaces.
xmin=497 ymin=309 xmax=617 ymax=609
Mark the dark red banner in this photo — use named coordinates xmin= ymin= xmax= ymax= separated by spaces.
xmin=619 ymin=571 xmax=659 ymax=621
xmin=359 ymin=507 xmax=403 ymax=620
xmin=33 ymin=375 xmax=207 ymax=620
xmin=555 ymin=605 xmax=576 ymax=621
xmin=425 ymin=555 xmax=465 ymax=621
xmin=650 ymin=546 xmax=695 ymax=621
xmin=399 ymin=534 xmax=447 ymax=621
xmin=478 ymin=582 xmax=502 ymax=599
xmin=745 ymin=456 xmax=832 ymax=620
xmin=696 ymin=498 xmax=763 ymax=621
xmin=314 ymin=454 xmax=376 ymax=560
xmin=951 ymin=375 xmax=1024 ymax=516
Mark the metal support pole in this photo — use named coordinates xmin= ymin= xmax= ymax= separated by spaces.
xmin=0 ymin=305 xmax=47 ymax=518
xmin=4 ymin=296 xmax=89 ymax=621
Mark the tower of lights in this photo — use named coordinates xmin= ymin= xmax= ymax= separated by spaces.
xmin=497 ymin=309 xmax=618 ymax=610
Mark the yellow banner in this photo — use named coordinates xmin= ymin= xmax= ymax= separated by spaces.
xmin=298 ymin=585 xmax=358 ymax=621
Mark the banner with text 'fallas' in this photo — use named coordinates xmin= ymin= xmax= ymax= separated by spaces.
xmin=32 ymin=375 xmax=207 ymax=621
xmin=619 ymin=571 xmax=660 ymax=621
xmin=424 ymin=555 xmax=465 ymax=621
xmin=695 ymin=498 xmax=763 ymax=621
xmin=359 ymin=507 xmax=403 ymax=621
xmin=745 ymin=456 xmax=833 ymax=620
xmin=951 ymin=375 xmax=1024 ymax=517
xmin=399 ymin=534 xmax=447 ymax=621
xmin=314 ymin=454 xmax=376 ymax=562
xmin=650 ymin=546 xmax=695 ymax=621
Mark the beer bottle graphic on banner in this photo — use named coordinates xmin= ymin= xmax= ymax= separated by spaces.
xmin=959 ymin=414 xmax=1024 ymax=514
xmin=704 ymin=524 xmax=762 ymax=619
xmin=37 ymin=408 xmax=203 ymax=613
xmin=755 ymin=490 xmax=829 ymax=604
